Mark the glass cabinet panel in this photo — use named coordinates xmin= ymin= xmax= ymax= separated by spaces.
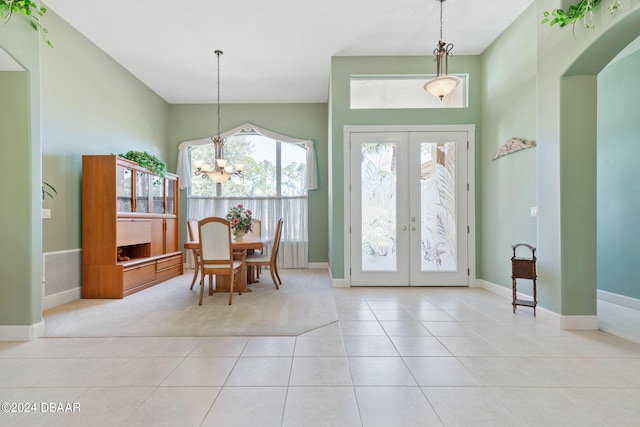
xmin=135 ymin=171 xmax=150 ymax=213
xmin=166 ymin=179 xmax=176 ymax=214
xmin=116 ymin=165 xmax=133 ymax=212
xmin=152 ymin=176 xmax=165 ymax=213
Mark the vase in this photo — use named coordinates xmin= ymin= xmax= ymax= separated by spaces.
xmin=235 ymin=230 xmax=245 ymax=240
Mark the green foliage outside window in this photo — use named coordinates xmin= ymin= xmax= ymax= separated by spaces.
xmin=190 ymin=134 xmax=306 ymax=198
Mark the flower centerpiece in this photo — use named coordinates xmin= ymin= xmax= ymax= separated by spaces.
xmin=226 ymin=204 xmax=252 ymax=239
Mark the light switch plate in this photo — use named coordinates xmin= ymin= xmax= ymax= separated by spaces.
xmin=530 ymin=207 xmax=537 ymax=217
xmin=42 ymin=208 xmax=51 ymax=219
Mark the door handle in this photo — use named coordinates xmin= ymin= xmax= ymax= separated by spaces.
xmin=410 ymin=217 xmax=417 ymax=222
xmin=410 ymin=226 xmax=416 ymax=231
xmin=401 ymin=226 xmax=408 ymax=231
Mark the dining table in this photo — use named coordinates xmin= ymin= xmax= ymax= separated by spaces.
xmin=184 ymin=236 xmax=265 ymax=293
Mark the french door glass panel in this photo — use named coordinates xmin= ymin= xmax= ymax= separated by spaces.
xmin=420 ymin=141 xmax=457 ymax=271
xmin=351 ymin=133 xmax=409 ymax=285
xmin=361 ymin=142 xmax=398 ymax=271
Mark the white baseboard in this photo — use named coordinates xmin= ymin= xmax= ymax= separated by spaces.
xmin=597 ymin=289 xmax=640 ymax=311
xmin=560 ymin=315 xmax=599 ymax=330
xmin=476 ymin=279 xmax=513 ymax=299
xmin=308 ymin=262 xmax=329 ymax=269
xmin=332 ymin=279 xmax=348 ymax=288
xmin=42 ymin=287 xmax=81 ymax=310
xmin=0 ymin=321 xmax=45 ymax=341
xmin=328 ymin=268 xmax=348 ymax=288
xmin=477 ymin=279 xmax=598 ymax=330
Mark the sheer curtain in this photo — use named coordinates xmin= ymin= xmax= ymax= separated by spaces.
xmin=188 ymin=197 xmax=308 ymax=268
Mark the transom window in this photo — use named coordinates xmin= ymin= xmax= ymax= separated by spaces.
xmin=350 ymin=74 xmax=468 ymax=109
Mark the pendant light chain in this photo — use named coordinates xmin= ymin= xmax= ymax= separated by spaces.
xmin=439 ymin=0 xmax=443 ymax=41
xmin=215 ymin=50 xmax=223 ymax=139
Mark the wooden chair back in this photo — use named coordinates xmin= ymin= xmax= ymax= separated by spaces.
xmin=187 ymin=218 xmax=199 ymax=243
xmin=197 ymin=216 xmax=244 ymax=305
xmin=270 ymin=218 xmax=284 ymax=263
xmin=248 ymin=218 xmax=262 ymax=237
xmin=198 ymin=217 xmax=233 ymax=266
xmin=186 ymin=218 xmax=201 ymax=290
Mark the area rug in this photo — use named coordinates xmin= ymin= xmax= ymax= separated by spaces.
xmin=43 ymin=269 xmax=338 ymax=337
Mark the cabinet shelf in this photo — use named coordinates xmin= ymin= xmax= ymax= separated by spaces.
xmin=82 ymin=155 xmax=183 ymax=299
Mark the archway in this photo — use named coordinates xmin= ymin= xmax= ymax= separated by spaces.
xmin=558 ymin=8 xmax=640 ymax=329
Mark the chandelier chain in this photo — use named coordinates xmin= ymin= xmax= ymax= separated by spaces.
xmin=215 ymin=50 xmax=222 ymax=138
xmin=439 ymin=0 xmax=443 ymax=41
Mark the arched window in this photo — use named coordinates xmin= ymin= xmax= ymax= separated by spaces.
xmin=177 ymin=123 xmax=317 ymax=268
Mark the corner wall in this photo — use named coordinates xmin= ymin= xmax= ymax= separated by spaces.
xmin=0 ymin=16 xmax=43 ymax=335
xmin=477 ymin=3 xmax=538 ymax=295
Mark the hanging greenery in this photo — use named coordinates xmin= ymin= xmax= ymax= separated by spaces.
xmin=542 ymin=0 xmax=623 ymax=33
xmin=118 ymin=151 xmax=168 ymax=177
xmin=42 ymin=181 xmax=57 ymax=200
xmin=0 ymin=0 xmax=52 ymax=47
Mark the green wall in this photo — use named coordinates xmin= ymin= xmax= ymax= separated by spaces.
xmin=168 ymin=103 xmax=329 ymax=263
xmin=1 ymin=8 xmax=169 ymax=330
xmin=40 ymin=9 xmax=170 ymax=252
xmin=597 ymin=49 xmax=640 ymax=299
xmin=328 ymin=55 xmax=481 ymax=279
xmin=478 ymin=3 xmax=538 ymax=294
xmin=0 ymin=17 xmax=42 ymax=327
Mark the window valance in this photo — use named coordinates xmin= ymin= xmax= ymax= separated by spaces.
xmin=176 ymin=122 xmax=318 ymax=190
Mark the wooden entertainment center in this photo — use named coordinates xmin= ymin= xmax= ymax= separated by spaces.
xmin=82 ymin=155 xmax=183 ymax=298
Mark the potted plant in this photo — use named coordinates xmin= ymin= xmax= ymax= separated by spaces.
xmin=118 ymin=151 xmax=168 ymax=177
xmin=42 ymin=181 xmax=57 ymax=200
xmin=0 ymin=0 xmax=52 ymax=47
xmin=542 ymin=0 xmax=623 ymax=33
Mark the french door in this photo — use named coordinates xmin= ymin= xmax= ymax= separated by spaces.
xmin=348 ymin=128 xmax=473 ymax=286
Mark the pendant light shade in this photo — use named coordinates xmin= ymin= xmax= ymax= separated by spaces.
xmin=424 ymin=75 xmax=461 ymax=100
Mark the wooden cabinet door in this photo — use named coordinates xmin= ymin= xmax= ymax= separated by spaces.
xmin=164 ymin=218 xmax=178 ymax=252
xmin=150 ymin=218 xmax=164 ymax=256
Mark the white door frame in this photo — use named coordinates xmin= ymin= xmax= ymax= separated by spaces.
xmin=343 ymin=124 xmax=476 ymax=287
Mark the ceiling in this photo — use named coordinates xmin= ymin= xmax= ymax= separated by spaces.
xmin=38 ymin=1 xmax=535 ymax=103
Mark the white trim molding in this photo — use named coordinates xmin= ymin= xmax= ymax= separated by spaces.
xmin=560 ymin=315 xmax=599 ymax=330
xmin=308 ymin=262 xmax=329 ymax=270
xmin=329 ymin=268 xmax=348 ymax=288
xmin=42 ymin=287 xmax=81 ymax=311
xmin=597 ymin=289 xmax=640 ymax=311
xmin=0 ymin=321 xmax=45 ymax=341
xmin=477 ymin=279 xmax=598 ymax=330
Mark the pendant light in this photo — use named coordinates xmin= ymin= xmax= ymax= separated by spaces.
xmin=193 ymin=50 xmax=244 ymax=183
xmin=424 ymin=0 xmax=461 ymax=100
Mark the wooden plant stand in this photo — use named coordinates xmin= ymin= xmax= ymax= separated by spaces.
xmin=511 ymin=243 xmax=537 ymax=316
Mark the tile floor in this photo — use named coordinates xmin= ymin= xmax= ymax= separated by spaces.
xmin=1 ymin=283 xmax=640 ymax=426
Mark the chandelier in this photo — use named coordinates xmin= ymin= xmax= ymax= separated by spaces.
xmin=424 ymin=0 xmax=461 ymax=100
xmin=193 ymin=50 xmax=244 ymax=183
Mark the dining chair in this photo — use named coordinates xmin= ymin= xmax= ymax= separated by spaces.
xmin=246 ymin=218 xmax=283 ymax=289
xmin=187 ymin=218 xmax=200 ymax=290
xmin=247 ymin=218 xmax=263 ymax=280
xmin=197 ymin=217 xmax=245 ymax=305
